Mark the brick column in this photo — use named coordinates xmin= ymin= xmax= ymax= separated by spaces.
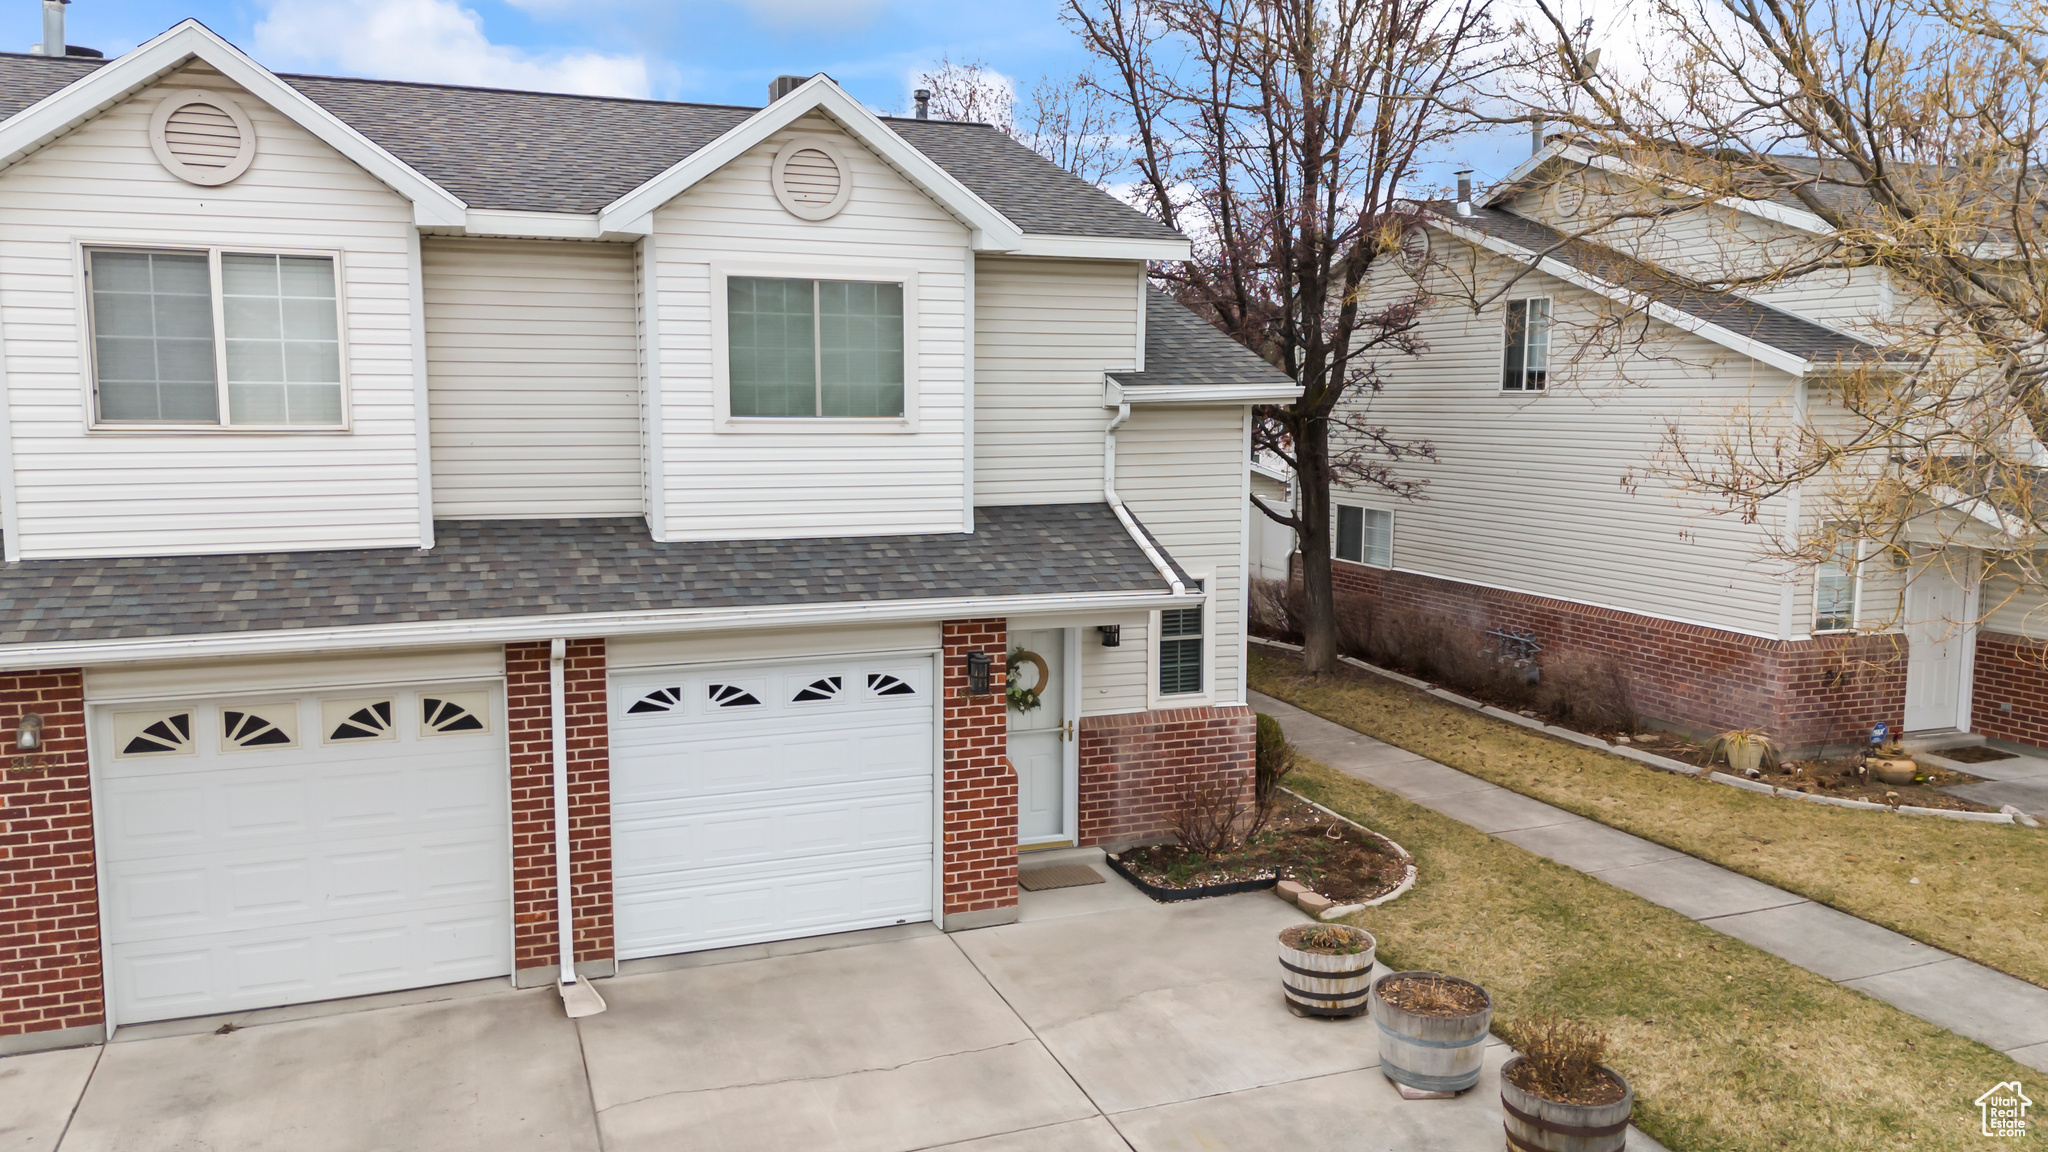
xmin=0 ymin=668 xmax=103 ymax=1050
xmin=506 ymin=640 xmax=613 ymax=982
xmin=940 ymin=619 xmax=1016 ymax=930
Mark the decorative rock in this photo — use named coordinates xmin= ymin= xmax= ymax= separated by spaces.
xmin=1276 ymin=880 xmax=1310 ymax=905
xmin=1297 ymin=891 xmax=1333 ymax=914
xmin=1395 ymin=1082 xmax=1459 ymax=1101
xmin=1321 ymin=902 xmax=1366 ymax=921
xmin=2001 ymin=805 xmax=2042 ymax=828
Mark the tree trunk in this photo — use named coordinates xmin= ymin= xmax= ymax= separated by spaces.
xmin=1295 ymin=419 xmax=1340 ymax=673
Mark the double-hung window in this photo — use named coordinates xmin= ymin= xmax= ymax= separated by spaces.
xmin=728 ymin=276 xmax=905 ymax=418
xmin=1335 ymin=504 xmax=1393 ymax=567
xmin=1814 ymin=532 xmax=1860 ymax=633
xmin=86 ymin=248 xmax=345 ymax=428
xmin=1158 ymin=607 xmax=1204 ymax=695
xmin=1502 ymin=298 xmax=1551 ymax=391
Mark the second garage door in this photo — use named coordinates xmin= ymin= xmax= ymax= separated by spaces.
xmin=611 ymin=657 xmax=937 ymax=959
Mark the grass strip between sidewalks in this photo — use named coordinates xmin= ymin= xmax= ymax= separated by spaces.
xmin=1252 ymin=646 xmax=2048 ymax=989
xmin=1289 ymin=756 xmax=2044 ymax=1151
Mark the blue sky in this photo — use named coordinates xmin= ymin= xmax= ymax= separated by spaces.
xmin=26 ymin=0 xmax=1530 ymax=187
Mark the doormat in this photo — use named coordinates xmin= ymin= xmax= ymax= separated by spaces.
xmin=1017 ymin=865 xmax=1106 ymax=891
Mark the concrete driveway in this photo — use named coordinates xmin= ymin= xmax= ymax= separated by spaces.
xmin=0 ymin=853 xmax=1650 ymax=1152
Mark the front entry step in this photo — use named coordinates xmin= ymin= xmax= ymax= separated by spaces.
xmin=1900 ymin=729 xmax=1986 ymax=755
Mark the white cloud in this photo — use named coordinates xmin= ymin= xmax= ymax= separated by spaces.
xmin=736 ymin=0 xmax=890 ymax=33
xmin=253 ymin=0 xmax=651 ymax=98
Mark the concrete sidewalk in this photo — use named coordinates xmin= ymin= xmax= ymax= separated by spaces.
xmin=1253 ymin=690 xmax=2048 ymax=1074
xmin=0 ymin=853 xmax=1667 ymax=1152
xmin=1927 ymin=744 xmax=2048 ymax=820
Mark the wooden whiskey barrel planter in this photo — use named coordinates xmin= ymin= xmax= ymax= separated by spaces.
xmin=1276 ymin=927 xmax=1376 ymax=1018
xmin=1500 ymin=1056 xmax=1633 ymax=1152
xmin=1369 ymin=971 xmax=1493 ymax=1094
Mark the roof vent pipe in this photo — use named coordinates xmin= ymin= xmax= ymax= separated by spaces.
xmin=1531 ymin=116 xmax=1545 ymax=157
xmin=34 ymin=0 xmax=63 ymax=56
xmin=769 ymin=74 xmax=808 ymax=102
xmin=1455 ymin=170 xmax=1474 ymax=216
xmin=914 ymin=88 xmax=931 ymax=119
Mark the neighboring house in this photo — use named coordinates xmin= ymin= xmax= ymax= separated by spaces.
xmin=1338 ymin=137 xmax=2047 ymax=754
xmin=0 ymin=21 xmax=1296 ymax=1052
xmin=1248 ymin=458 xmax=1294 ymax=581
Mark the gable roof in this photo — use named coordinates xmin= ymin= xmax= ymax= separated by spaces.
xmin=0 ymin=43 xmax=1182 ymax=248
xmin=1421 ymin=202 xmax=1878 ymax=376
xmin=1109 ymin=289 xmax=1301 ymax=402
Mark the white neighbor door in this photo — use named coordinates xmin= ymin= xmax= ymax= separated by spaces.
xmin=1903 ymin=556 xmax=1979 ymax=732
xmin=95 ymin=685 xmax=511 ymax=1026
xmin=610 ymin=657 xmax=936 ymax=959
xmin=1009 ymin=628 xmax=1076 ymax=846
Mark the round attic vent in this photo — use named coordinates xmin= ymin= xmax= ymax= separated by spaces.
xmin=1396 ymin=224 xmax=1431 ymax=274
xmin=771 ymin=137 xmax=852 ymax=221
xmin=148 ymin=90 xmax=257 ymax=187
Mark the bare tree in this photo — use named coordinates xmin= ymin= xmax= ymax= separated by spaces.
xmin=1065 ymin=0 xmax=1500 ymax=672
xmin=914 ymin=59 xmax=1126 ymax=188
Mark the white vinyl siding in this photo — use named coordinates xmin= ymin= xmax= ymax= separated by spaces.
xmin=422 ymin=238 xmax=641 ymax=518
xmin=0 ymin=63 xmax=423 ymax=559
xmin=973 ymin=257 xmax=1141 ymax=504
xmin=648 ymin=115 xmax=969 ymax=541
xmin=1351 ymin=246 xmax=1797 ymax=638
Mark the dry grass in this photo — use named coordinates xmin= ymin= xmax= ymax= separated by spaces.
xmin=1292 ymin=756 xmax=2046 ymax=1150
xmin=1252 ymin=647 xmax=2048 ymax=989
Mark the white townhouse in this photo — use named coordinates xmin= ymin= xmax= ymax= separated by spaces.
xmin=0 ymin=20 xmax=1297 ymax=1051
xmin=1335 ymin=138 xmax=2017 ymax=754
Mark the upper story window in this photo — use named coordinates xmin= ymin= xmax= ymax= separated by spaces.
xmin=1501 ymin=298 xmax=1551 ymax=392
xmin=1335 ymin=504 xmax=1393 ymax=567
xmin=87 ymin=247 xmax=344 ymax=428
xmin=1814 ymin=532 xmax=1860 ymax=633
xmin=729 ymin=276 xmax=904 ymax=418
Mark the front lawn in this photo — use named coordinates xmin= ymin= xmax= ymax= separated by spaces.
xmin=1291 ymin=756 xmax=2044 ymax=1150
xmin=1252 ymin=646 xmax=2048 ymax=989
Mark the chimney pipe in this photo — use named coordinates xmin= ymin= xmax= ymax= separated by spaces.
xmin=1531 ymin=116 xmax=1546 ymax=158
xmin=36 ymin=0 xmax=65 ymax=56
xmin=914 ymin=89 xmax=931 ymax=120
xmin=768 ymin=74 xmax=808 ymax=103
xmin=1455 ymin=170 xmax=1474 ymax=216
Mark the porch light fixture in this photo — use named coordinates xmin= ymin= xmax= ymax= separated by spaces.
xmin=1097 ymin=625 xmax=1122 ymax=648
xmin=965 ymin=650 xmax=992 ymax=695
xmin=15 ymin=712 xmax=42 ymax=752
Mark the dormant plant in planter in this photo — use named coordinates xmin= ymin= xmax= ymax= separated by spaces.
xmin=1706 ymin=728 xmax=1778 ymax=777
xmin=1276 ymin=923 xmax=1375 ymax=1018
xmin=1498 ymin=1015 xmax=1633 ymax=1152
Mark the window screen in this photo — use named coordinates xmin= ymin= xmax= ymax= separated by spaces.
xmin=1159 ymin=607 xmax=1204 ymax=695
xmin=222 ymin=254 xmax=342 ymax=425
xmin=729 ymin=276 xmax=904 ymax=418
xmin=88 ymin=250 xmax=220 ymax=423
xmin=1502 ymin=298 xmax=1551 ymax=391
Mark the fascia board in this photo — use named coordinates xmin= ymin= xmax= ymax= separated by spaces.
xmin=0 ymin=587 xmax=1201 ymax=671
xmin=1425 ymin=214 xmax=1817 ymax=378
xmin=597 ymin=75 xmax=1025 ymax=249
xmin=1480 ymin=142 xmax=1836 ymax=237
xmin=1010 ymin=235 xmax=1191 ymax=261
xmin=1120 ymin=384 xmax=1301 ymax=403
xmin=0 ymin=21 xmax=468 ymax=226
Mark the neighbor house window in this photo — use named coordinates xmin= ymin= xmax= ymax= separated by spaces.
xmin=729 ymin=276 xmax=904 ymax=418
xmin=1159 ymin=607 xmax=1204 ymax=695
xmin=1335 ymin=505 xmax=1393 ymax=567
xmin=1502 ymin=298 xmax=1551 ymax=391
xmin=1815 ymin=533 xmax=1860 ymax=633
xmin=87 ymin=248 xmax=344 ymax=427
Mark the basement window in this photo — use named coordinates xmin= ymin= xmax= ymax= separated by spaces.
xmin=1501 ymin=298 xmax=1551 ymax=391
xmin=86 ymin=247 xmax=346 ymax=429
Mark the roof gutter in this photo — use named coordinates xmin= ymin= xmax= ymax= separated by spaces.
xmin=0 ymin=587 xmax=1198 ymax=672
xmin=1117 ymin=383 xmax=1301 ymax=404
xmin=1103 ymin=384 xmax=1186 ymax=596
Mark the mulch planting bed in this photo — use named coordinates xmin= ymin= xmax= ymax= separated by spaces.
xmin=1110 ymin=800 xmax=1407 ymax=903
xmin=1376 ymin=973 xmax=1489 ymax=1016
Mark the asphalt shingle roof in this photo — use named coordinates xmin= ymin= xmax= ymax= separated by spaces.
xmin=0 ymin=504 xmax=1186 ymax=648
xmin=1429 ymin=203 xmax=1876 ymax=365
xmin=0 ymin=53 xmax=1179 ymax=239
xmin=1108 ymin=289 xmax=1299 ymax=391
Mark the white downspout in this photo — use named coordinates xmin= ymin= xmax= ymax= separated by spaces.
xmin=550 ymin=638 xmax=606 ymax=1017
xmin=1104 ymin=393 xmax=1185 ymax=595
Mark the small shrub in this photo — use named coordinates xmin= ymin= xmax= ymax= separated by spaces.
xmin=1249 ymin=578 xmax=1302 ymax=641
xmin=1170 ymin=768 xmax=1248 ymax=857
xmin=1535 ymin=650 xmax=1640 ymax=733
xmin=1501 ymin=1014 xmax=1616 ymax=1103
xmin=1362 ymin=609 xmax=1534 ymax=708
xmin=1254 ymin=712 xmax=1296 ymax=807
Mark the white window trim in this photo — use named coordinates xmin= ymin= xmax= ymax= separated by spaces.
xmin=708 ymin=257 xmax=921 ymax=434
xmin=1331 ymin=503 xmax=1394 ymax=569
xmin=1813 ymin=538 xmax=1864 ymax=635
xmin=75 ymin=240 xmax=353 ymax=434
xmin=1498 ymin=294 xmax=1553 ymax=394
xmin=1147 ymin=576 xmax=1214 ymax=709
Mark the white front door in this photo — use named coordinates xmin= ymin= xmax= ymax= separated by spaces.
xmin=95 ymin=685 xmax=511 ymax=1026
xmin=1903 ymin=556 xmax=1978 ymax=732
xmin=610 ymin=657 xmax=936 ymax=960
xmin=1009 ymin=627 xmax=1075 ymax=845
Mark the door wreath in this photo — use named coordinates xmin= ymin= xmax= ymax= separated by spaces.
xmin=1007 ymin=648 xmax=1049 ymax=712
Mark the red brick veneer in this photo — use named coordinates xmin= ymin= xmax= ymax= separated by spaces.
xmin=941 ymin=620 xmax=1014 ymax=918
xmin=1077 ymin=705 xmax=1257 ymax=848
xmin=506 ymin=640 xmax=613 ymax=972
xmin=1971 ymin=631 xmax=2048 ymax=746
xmin=0 ymin=669 xmax=101 ymax=1042
xmin=1326 ymin=561 xmax=1907 ymax=750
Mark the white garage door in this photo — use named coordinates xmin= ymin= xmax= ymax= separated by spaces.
xmin=612 ymin=657 xmax=936 ymax=959
xmin=95 ymin=684 xmax=511 ymax=1025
